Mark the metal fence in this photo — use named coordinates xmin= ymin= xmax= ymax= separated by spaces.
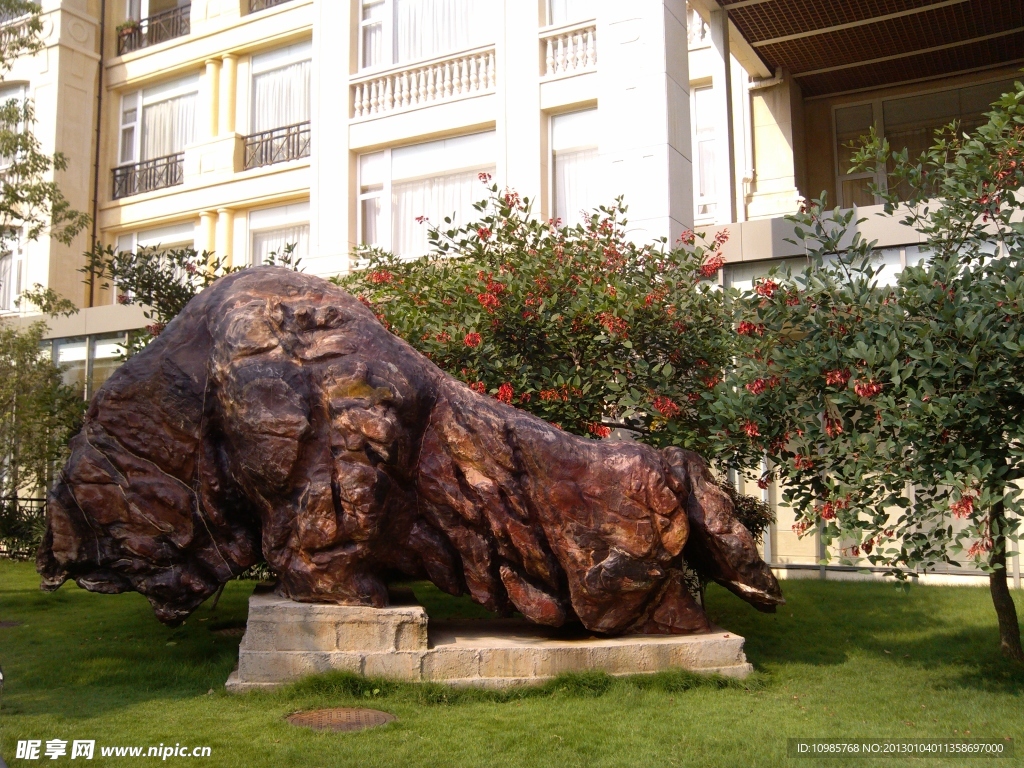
xmin=117 ymin=4 xmax=191 ymax=56
xmin=249 ymin=0 xmax=296 ymax=12
xmin=0 ymin=497 xmax=45 ymax=560
xmin=243 ymin=121 xmax=311 ymax=170
xmin=112 ymin=152 xmax=185 ymax=199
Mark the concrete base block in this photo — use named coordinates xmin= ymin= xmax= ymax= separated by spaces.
xmin=226 ymin=592 xmax=754 ymax=692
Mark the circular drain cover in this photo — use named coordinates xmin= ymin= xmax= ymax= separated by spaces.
xmin=287 ymin=708 xmax=396 ymax=733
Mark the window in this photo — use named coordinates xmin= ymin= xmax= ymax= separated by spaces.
xmin=692 ymin=86 xmax=717 ymax=220
xmin=249 ymin=202 xmax=309 ymax=265
xmin=119 ymin=75 xmax=199 ymax=165
xmin=116 ymin=221 xmax=196 ymax=255
xmin=723 ymin=258 xmax=807 ymax=293
xmin=359 ymin=131 xmax=495 ymax=259
xmin=551 ymin=109 xmax=599 ymax=227
xmin=89 ymin=334 xmax=128 ymax=395
xmin=0 ymin=83 xmax=27 ymax=169
xmin=548 ymin=0 xmax=593 ymax=26
xmin=358 ymin=0 xmax=498 ymax=71
xmin=0 ymin=233 xmax=24 ymax=313
xmin=250 ymin=42 xmax=311 ymax=133
xmin=126 ymin=0 xmax=187 ymax=20
xmin=55 ymin=337 xmax=88 ymax=399
xmin=833 ymin=78 xmax=1017 ymax=206
xmin=833 ymin=103 xmax=876 ymax=208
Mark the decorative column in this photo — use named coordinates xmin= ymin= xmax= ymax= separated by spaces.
xmin=205 ymin=58 xmax=221 ymax=139
xmin=220 ymin=54 xmax=237 ymax=135
xmin=216 ymin=208 xmax=235 ymax=266
xmin=496 ymin=0 xmax=542 ymax=210
xmin=200 ymin=210 xmax=217 ymax=255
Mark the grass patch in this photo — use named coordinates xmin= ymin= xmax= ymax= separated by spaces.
xmin=0 ymin=560 xmax=1021 ymax=767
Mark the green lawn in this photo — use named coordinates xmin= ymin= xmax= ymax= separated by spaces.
xmin=0 ymin=560 xmax=1021 ymax=768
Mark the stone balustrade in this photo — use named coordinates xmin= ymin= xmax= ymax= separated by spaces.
xmin=541 ymin=21 xmax=597 ymax=78
xmin=351 ymin=46 xmax=496 ymax=119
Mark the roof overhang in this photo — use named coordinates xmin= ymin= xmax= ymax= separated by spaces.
xmin=713 ymin=0 xmax=1024 ymax=97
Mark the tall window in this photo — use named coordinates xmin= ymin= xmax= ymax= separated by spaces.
xmin=0 ymin=233 xmax=24 ymax=313
xmin=548 ymin=0 xmax=592 ymax=26
xmin=833 ymin=103 xmax=876 ymax=208
xmin=692 ymin=86 xmax=717 ymax=221
xmin=250 ymin=42 xmax=311 ymax=133
xmin=551 ymin=109 xmax=599 ymax=226
xmin=358 ymin=0 xmax=498 ymax=71
xmin=0 ymin=83 xmax=27 ymax=170
xmin=119 ymin=75 xmax=198 ymax=164
xmin=249 ymin=202 xmax=309 ymax=265
xmin=359 ymin=131 xmax=495 ymax=259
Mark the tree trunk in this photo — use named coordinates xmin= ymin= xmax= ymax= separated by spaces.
xmin=989 ymin=500 xmax=1024 ymax=663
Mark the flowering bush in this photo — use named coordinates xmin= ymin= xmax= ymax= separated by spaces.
xmin=714 ymin=80 xmax=1024 ymax=661
xmin=337 ymin=185 xmax=738 ymax=454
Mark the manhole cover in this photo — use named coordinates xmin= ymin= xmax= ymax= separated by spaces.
xmin=286 ymin=708 xmax=396 ymax=733
xmin=0 ymin=620 xmax=22 ymax=628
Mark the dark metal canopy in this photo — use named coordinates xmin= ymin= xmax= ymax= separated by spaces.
xmin=720 ymin=0 xmax=1024 ymax=97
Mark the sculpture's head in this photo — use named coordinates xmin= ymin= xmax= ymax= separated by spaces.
xmin=35 ymin=427 xmax=247 ymax=624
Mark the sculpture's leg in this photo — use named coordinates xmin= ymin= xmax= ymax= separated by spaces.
xmin=631 ymin=570 xmax=712 ymax=634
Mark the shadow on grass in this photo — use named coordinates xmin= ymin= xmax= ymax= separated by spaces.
xmin=704 ymin=578 xmax=1024 ymax=692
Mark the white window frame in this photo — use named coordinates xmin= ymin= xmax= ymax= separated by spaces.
xmin=691 ymin=84 xmax=718 ymax=224
xmin=247 ymin=202 xmax=310 ymax=266
xmin=549 ymin=107 xmax=599 ymax=226
xmin=357 ymin=131 xmax=495 ymax=256
xmin=249 ymin=41 xmax=313 ymax=134
xmin=547 ymin=0 xmax=595 ymax=27
xmin=127 ymin=0 xmax=185 ymax=21
xmin=359 ymin=0 xmax=391 ymax=73
xmin=0 ymin=83 xmax=27 ymax=170
xmin=831 ymin=99 xmax=882 ymax=209
xmin=0 ymin=233 xmax=24 ymax=314
xmin=118 ymin=74 xmax=200 ymax=165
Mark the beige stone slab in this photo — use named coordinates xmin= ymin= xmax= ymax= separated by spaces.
xmin=227 ymin=593 xmax=756 ymax=692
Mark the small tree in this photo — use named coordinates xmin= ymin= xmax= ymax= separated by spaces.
xmin=715 ymin=81 xmax=1024 ymax=661
xmin=0 ymin=319 xmax=84 ymax=555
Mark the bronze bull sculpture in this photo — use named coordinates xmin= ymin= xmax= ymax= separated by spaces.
xmin=37 ymin=268 xmax=783 ymax=634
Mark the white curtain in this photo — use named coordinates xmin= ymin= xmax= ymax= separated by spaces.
xmin=252 ymin=60 xmax=311 ymax=133
xmin=252 ymin=224 xmax=309 ymax=266
xmin=392 ymin=168 xmax=488 ymax=259
xmin=554 ymin=148 xmax=598 ymax=227
xmin=548 ymin=0 xmax=592 ymax=25
xmin=0 ymin=253 xmax=11 ymax=311
xmin=141 ymin=93 xmax=196 ymax=160
xmin=395 ymin=0 xmax=493 ymax=64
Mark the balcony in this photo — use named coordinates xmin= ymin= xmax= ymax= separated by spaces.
xmin=117 ymin=5 xmax=191 ymax=56
xmin=112 ymin=153 xmax=185 ymax=199
xmin=243 ymin=121 xmax=311 ymax=170
xmin=351 ymin=46 xmax=496 ymax=119
xmin=249 ymin=0 xmax=296 ymax=11
xmin=541 ymin=21 xmax=597 ymax=79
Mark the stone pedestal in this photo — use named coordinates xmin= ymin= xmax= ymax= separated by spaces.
xmin=226 ymin=591 xmax=754 ymax=692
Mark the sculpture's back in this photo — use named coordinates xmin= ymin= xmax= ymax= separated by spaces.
xmin=38 ymin=268 xmax=782 ymax=632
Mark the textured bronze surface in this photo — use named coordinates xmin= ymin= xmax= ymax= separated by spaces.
xmin=286 ymin=708 xmax=396 ymax=732
xmin=36 ymin=268 xmax=783 ymax=634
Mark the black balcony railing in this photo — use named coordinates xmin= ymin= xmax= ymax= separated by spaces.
xmin=249 ymin=0 xmax=296 ymax=12
xmin=112 ymin=153 xmax=185 ymax=199
xmin=244 ymin=121 xmax=311 ymax=170
xmin=117 ymin=4 xmax=191 ymax=56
